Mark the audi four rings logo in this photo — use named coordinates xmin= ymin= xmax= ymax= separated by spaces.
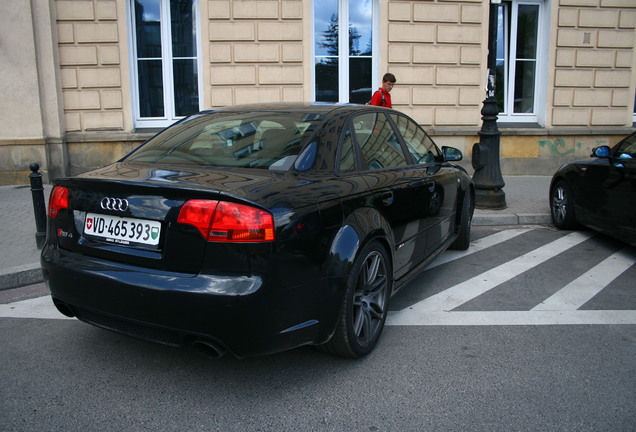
xmin=100 ymin=197 xmax=129 ymax=212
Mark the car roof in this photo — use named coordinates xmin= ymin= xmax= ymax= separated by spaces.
xmin=202 ymin=102 xmax=392 ymax=115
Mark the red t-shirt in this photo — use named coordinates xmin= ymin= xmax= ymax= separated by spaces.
xmin=369 ymin=88 xmax=392 ymax=108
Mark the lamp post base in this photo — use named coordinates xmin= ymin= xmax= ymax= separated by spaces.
xmin=475 ymin=187 xmax=506 ymax=210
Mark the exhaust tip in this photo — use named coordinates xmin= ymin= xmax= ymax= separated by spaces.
xmin=52 ymin=299 xmax=75 ymax=318
xmin=191 ymin=340 xmax=227 ymax=359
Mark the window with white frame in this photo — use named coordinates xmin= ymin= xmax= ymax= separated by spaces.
xmin=313 ymin=0 xmax=378 ymax=104
xmin=130 ymin=0 xmax=202 ymax=128
xmin=494 ymin=0 xmax=547 ymax=124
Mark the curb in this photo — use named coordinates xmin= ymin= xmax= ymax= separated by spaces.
xmin=0 ymin=264 xmax=44 ymax=291
xmin=473 ymin=211 xmax=552 ymax=226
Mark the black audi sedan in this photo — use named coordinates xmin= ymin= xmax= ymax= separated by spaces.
xmin=42 ymin=103 xmax=474 ymax=359
xmin=550 ymin=130 xmax=636 ymax=246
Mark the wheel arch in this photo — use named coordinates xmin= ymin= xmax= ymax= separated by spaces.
xmin=315 ymin=207 xmax=394 ymax=345
xmin=317 ymin=230 xmax=394 ymax=358
xmin=323 ymin=207 xmax=395 ymax=284
xmin=454 ymin=181 xmax=475 ymax=227
xmin=549 ymin=174 xmax=566 ymax=196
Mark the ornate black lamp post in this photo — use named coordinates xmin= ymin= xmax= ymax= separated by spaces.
xmin=472 ymin=0 xmax=506 ymax=209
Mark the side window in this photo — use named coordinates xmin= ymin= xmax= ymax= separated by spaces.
xmin=616 ymin=134 xmax=636 ymax=159
xmin=338 ymin=126 xmax=356 ymax=173
xmin=352 ymin=112 xmax=408 ymax=170
xmin=391 ymin=114 xmax=440 ymax=164
xmin=633 ymin=91 xmax=635 ymax=125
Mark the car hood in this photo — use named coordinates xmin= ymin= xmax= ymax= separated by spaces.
xmin=555 ymin=157 xmax=608 ymax=173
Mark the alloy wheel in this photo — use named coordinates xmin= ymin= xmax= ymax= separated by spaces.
xmin=352 ymin=250 xmax=388 ymax=346
xmin=552 ymin=185 xmax=568 ymax=225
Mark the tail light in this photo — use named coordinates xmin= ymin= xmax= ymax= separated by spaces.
xmin=48 ymin=186 xmax=69 ymax=218
xmin=177 ymin=200 xmax=275 ymax=242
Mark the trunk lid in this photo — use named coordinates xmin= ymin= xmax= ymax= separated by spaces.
xmin=50 ymin=162 xmax=298 ymax=273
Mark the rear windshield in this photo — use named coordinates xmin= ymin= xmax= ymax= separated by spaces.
xmin=126 ymin=111 xmax=324 ymax=170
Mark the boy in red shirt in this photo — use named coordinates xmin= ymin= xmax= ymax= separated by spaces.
xmin=369 ymin=73 xmax=396 ymax=108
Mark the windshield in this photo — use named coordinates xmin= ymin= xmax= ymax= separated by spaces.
xmin=126 ymin=111 xmax=324 ymax=170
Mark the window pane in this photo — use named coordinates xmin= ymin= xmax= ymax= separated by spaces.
xmin=314 ymin=0 xmax=338 ymax=56
xmin=513 ymin=60 xmax=536 ymax=113
xmin=171 ymin=0 xmax=196 ymax=58
xmin=617 ymin=134 xmax=636 ymax=156
xmin=495 ymin=4 xmax=507 ymax=113
xmin=133 ymin=0 xmax=200 ymax=124
xmin=173 ymin=59 xmax=199 ymax=116
xmin=392 ymin=115 xmax=440 ymax=164
xmin=495 ymin=60 xmax=505 ymax=113
xmin=494 ymin=1 xmax=541 ymax=117
xmin=135 ymin=0 xmax=162 ymax=58
xmin=496 ymin=4 xmax=506 ymax=61
xmin=516 ymin=5 xmax=538 ymax=60
xmin=349 ymin=57 xmax=372 ymax=104
xmin=354 ymin=113 xmax=407 ymax=169
xmin=313 ymin=0 xmax=374 ymax=104
xmin=138 ymin=60 xmax=164 ymax=117
xmin=315 ymin=58 xmax=339 ymax=102
xmin=349 ymin=0 xmax=372 ymax=56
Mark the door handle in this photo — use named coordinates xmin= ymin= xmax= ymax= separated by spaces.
xmin=381 ymin=191 xmax=394 ymax=206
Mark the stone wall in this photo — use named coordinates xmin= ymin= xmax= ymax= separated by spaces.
xmin=56 ymin=0 xmax=130 ymax=133
xmin=386 ymin=0 xmax=485 ymax=127
xmin=208 ymin=0 xmax=308 ymax=105
xmin=551 ymin=0 xmax=635 ymax=127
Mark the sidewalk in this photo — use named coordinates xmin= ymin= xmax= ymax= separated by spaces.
xmin=0 ymin=176 xmax=552 ymax=291
xmin=473 ymin=175 xmax=552 ymax=226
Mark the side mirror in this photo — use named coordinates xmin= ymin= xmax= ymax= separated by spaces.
xmin=591 ymin=145 xmax=610 ymax=158
xmin=442 ymin=146 xmax=463 ymax=162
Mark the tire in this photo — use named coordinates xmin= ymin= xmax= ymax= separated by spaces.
xmin=449 ymin=190 xmax=472 ymax=250
xmin=319 ymin=240 xmax=391 ymax=359
xmin=550 ymin=180 xmax=577 ymax=229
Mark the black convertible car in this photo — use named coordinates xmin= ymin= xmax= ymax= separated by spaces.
xmin=42 ymin=103 xmax=474 ymax=359
xmin=550 ymin=130 xmax=636 ymax=246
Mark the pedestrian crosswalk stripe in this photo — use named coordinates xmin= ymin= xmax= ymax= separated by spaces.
xmin=427 ymin=228 xmax=532 ymax=270
xmin=532 ymin=247 xmax=636 ymax=311
xmin=0 ymin=296 xmax=72 ymax=320
xmin=388 ymin=310 xmax=636 ymax=326
xmin=388 ymin=231 xmax=600 ymax=326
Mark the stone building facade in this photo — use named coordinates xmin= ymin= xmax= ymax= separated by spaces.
xmin=1 ymin=0 xmax=634 ymax=185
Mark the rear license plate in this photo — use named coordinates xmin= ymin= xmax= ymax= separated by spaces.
xmin=84 ymin=213 xmax=161 ymax=246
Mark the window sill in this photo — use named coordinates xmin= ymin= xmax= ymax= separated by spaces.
xmin=65 ymin=131 xmax=157 ymax=143
xmin=427 ymin=126 xmax=634 ymax=137
xmin=498 ymin=122 xmax=543 ymax=129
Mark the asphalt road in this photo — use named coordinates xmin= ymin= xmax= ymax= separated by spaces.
xmin=1 ymin=225 xmax=635 ymax=431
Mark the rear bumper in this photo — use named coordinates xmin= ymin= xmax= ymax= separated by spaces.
xmin=41 ymin=247 xmax=343 ymax=358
